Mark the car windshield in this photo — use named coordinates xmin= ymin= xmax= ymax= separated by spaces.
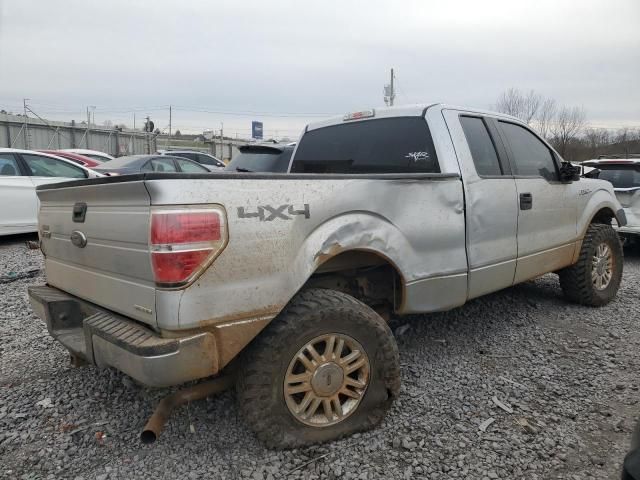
xmin=590 ymin=166 xmax=640 ymax=189
xmin=226 ymin=148 xmax=292 ymax=173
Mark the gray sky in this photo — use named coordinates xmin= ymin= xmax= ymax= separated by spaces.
xmin=0 ymin=0 xmax=638 ymax=139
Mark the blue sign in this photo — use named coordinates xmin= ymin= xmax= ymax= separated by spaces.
xmin=252 ymin=121 xmax=263 ymax=139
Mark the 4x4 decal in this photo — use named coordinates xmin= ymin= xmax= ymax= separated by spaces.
xmin=237 ymin=204 xmax=310 ymax=221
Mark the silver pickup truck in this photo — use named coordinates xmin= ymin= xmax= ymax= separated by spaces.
xmin=29 ymin=104 xmax=626 ymax=448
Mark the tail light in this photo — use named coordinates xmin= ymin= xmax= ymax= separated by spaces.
xmin=150 ymin=206 xmax=228 ymax=288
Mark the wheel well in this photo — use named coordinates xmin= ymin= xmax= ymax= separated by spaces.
xmin=303 ymin=250 xmax=404 ymax=318
xmin=591 ymin=207 xmax=616 ymax=225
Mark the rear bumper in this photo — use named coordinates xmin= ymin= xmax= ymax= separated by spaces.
xmin=28 ymin=285 xmax=219 ymax=387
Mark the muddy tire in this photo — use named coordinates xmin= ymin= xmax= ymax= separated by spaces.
xmin=236 ymin=288 xmax=400 ymax=449
xmin=559 ymin=223 xmax=623 ymax=306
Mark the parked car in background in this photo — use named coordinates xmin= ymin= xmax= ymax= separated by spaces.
xmin=225 ymin=143 xmax=295 ymax=173
xmin=159 ymin=150 xmax=225 ymax=170
xmin=583 ymin=156 xmax=640 ymax=246
xmin=38 ymin=150 xmax=102 ymax=168
xmin=0 ymin=148 xmax=101 ymax=235
xmin=61 ymin=148 xmax=115 ymax=163
xmin=93 ymin=154 xmax=210 ymax=176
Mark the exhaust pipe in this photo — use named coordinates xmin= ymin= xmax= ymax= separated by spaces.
xmin=140 ymin=375 xmax=234 ymax=444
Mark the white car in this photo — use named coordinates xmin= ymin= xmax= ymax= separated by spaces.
xmin=61 ymin=149 xmax=116 ymax=163
xmin=0 ymin=148 xmax=101 ymax=236
xmin=583 ymin=157 xmax=640 ymax=245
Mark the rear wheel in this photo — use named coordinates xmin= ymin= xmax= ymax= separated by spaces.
xmin=236 ymin=288 xmax=400 ymax=449
xmin=559 ymin=223 xmax=623 ymax=306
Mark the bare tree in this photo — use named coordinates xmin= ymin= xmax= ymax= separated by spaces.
xmin=494 ymin=88 xmax=542 ymax=124
xmin=584 ymin=128 xmax=610 ymax=158
xmin=550 ymin=106 xmax=587 ymax=158
xmin=534 ymin=98 xmax=557 ymax=140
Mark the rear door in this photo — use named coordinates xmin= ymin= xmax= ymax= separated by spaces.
xmin=443 ymin=110 xmax=519 ymax=299
xmin=0 ymin=152 xmax=37 ymax=234
xmin=495 ymin=121 xmax=577 ymax=283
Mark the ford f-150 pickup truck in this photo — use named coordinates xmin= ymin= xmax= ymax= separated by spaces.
xmin=28 ymin=104 xmax=626 ymax=448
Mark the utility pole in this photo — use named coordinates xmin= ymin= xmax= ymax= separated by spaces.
xmin=23 ymin=98 xmax=30 ymax=149
xmin=384 ymin=68 xmax=395 ymax=107
xmin=168 ymin=105 xmax=172 ymax=150
xmin=86 ymin=107 xmax=91 ymax=149
xmin=145 ymin=116 xmax=151 ymax=154
xmin=390 ymin=68 xmax=394 ymax=106
xmin=220 ymin=122 xmax=224 ymax=160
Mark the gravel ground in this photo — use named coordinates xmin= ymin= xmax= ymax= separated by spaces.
xmin=1 ymin=233 xmax=639 ymax=480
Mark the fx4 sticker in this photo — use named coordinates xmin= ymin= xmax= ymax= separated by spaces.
xmin=237 ymin=204 xmax=310 ymax=221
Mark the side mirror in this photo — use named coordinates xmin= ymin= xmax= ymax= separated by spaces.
xmin=559 ymin=161 xmax=581 ymax=183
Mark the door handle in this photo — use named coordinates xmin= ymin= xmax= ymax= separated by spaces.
xmin=520 ymin=193 xmax=533 ymax=210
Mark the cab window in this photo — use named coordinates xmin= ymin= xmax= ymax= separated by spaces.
xmin=292 ymin=117 xmax=439 ymax=174
xmin=499 ymin=122 xmax=558 ymax=181
xmin=460 ymin=116 xmax=503 ymax=176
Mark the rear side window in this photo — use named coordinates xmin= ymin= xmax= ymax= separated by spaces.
xmin=176 ymin=158 xmax=209 ymax=173
xmin=460 ymin=116 xmax=502 ymax=176
xmin=593 ymin=167 xmax=640 ymax=189
xmin=21 ymin=154 xmax=86 ymax=178
xmin=0 ymin=154 xmax=20 ymax=176
xmin=499 ymin=121 xmax=558 ymax=181
xmin=150 ymin=158 xmax=177 ymax=172
xmin=291 ymin=117 xmax=439 ymax=174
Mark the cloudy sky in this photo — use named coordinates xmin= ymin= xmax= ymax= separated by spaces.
xmin=0 ymin=0 xmax=638 ymax=139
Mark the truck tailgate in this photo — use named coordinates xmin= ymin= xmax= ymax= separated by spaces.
xmin=37 ymin=179 xmax=157 ymax=327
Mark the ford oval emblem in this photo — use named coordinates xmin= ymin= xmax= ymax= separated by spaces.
xmin=70 ymin=230 xmax=88 ymax=248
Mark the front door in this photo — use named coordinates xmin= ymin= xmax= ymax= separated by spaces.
xmin=495 ymin=120 xmax=577 ymax=283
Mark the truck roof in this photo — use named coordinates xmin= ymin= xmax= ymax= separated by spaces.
xmin=305 ymin=103 xmax=521 ymax=131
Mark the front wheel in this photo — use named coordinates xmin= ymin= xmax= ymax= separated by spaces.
xmin=236 ymin=288 xmax=400 ymax=449
xmin=559 ymin=223 xmax=623 ymax=306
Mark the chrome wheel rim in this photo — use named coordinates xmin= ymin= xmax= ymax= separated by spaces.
xmin=592 ymin=242 xmax=613 ymax=290
xmin=284 ymin=333 xmax=370 ymax=427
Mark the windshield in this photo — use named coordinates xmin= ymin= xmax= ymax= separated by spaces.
xmin=590 ymin=166 xmax=640 ymax=189
xmin=226 ymin=149 xmax=292 ymax=173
